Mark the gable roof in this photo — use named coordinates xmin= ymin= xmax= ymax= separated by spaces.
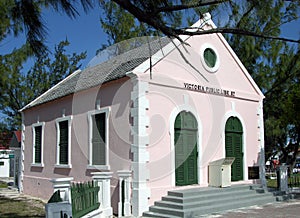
xmin=21 ymin=37 xmax=172 ymax=111
xmin=21 ymin=13 xmax=264 ymax=111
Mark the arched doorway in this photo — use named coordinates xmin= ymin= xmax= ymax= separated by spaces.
xmin=225 ymin=117 xmax=244 ymax=181
xmin=175 ymin=111 xmax=198 ymax=186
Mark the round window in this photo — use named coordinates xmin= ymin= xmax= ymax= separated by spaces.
xmin=200 ymin=44 xmax=220 ymax=73
xmin=204 ymin=48 xmax=217 ymax=68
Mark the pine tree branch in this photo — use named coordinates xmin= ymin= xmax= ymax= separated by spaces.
xmin=113 ymin=0 xmax=300 ymax=44
xmin=175 ymin=27 xmax=300 ymax=43
xmin=153 ymin=0 xmax=228 ymax=14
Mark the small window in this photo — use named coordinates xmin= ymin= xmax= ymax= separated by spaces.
xmin=32 ymin=122 xmax=45 ymax=166
xmin=87 ymin=107 xmax=110 ymax=170
xmin=59 ymin=120 xmax=69 ymax=165
xmin=200 ymin=44 xmax=220 ymax=73
xmin=92 ymin=113 xmax=106 ymax=165
xmin=204 ymin=48 xmax=217 ymax=68
xmin=34 ymin=126 xmax=42 ymax=163
xmin=55 ymin=116 xmax=72 ymax=167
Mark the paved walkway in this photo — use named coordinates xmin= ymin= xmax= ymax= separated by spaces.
xmin=200 ymin=199 xmax=300 ymax=218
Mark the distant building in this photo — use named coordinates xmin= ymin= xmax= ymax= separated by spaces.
xmin=0 ymin=132 xmax=12 ymax=178
xmin=9 ymin=131 xmax=22 ymax=187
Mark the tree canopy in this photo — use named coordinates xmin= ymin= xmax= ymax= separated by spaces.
xmin=1 ymin=0 xmax=299 ymax=55
xmin=0 ymin=40 xmax=86 ymax=130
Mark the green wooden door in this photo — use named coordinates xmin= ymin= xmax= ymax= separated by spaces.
xmin=225 ymin=117 xmax=243 ymax=181
xmin=175 ymin=112 xmax=198 ymax=186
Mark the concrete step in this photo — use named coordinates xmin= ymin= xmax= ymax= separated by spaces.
xmin=0 ymin=187 xmax=20 ymax=198
xmin=143 ymin=185 xmax=276 ymax=218
xmin=143 ymin=211 xmax=180 ymax=218
xmin=163 ymin=186 xmax=269 ymax=204
xmin=167 ymin=184 xmax=251 ymax=198
xmin=156 ymin=191 xmax=272 ymax=210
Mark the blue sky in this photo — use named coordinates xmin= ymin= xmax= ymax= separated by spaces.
xmin=42 ymin=7 xmax=108 ymax=68
xmin=1 ymin=6 xmax=107 ymax=69
xmin=1 ymin=6 xmax=299 ymax=70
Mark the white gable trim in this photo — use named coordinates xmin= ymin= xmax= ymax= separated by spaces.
xmin=215 ymin=33 xmax=265 ymax=98
xmin=131 ymin=13 xmax=213 ymax=75
xmin=20 ymin=69 xmax=82 ymax=111
xmin=131 ymin=12 xmax=264 ymax=99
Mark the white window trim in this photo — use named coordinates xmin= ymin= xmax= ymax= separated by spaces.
xmin=87 ymin=107 xmax=110 ymax=170
xmin=200 ymin=43 xmax=220 ymax=73
xmin=31 ymin=122 xmax=45 ymax=167
xmin=55 ymin=115 xmax=73 ymax=168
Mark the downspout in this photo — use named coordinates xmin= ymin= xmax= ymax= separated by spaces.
xmin=127 ymin=72 xmax=150 ymax=217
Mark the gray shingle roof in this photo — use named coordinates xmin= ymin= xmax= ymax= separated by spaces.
xmin=22 ymin=37 xmax=172 ymax=110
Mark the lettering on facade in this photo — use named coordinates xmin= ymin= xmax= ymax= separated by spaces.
xmin=183 ymin=83 xmax=236 ymax=97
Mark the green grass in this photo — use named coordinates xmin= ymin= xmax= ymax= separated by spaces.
xmin=267 ymin=178 xmax=277 ymax=188
xmin=0 ymin=196 xmax=45 ymax=218
xmin=267 ymin=173 xmax=300 ymax=188
xmin=0 ymin=181 xmax=8 ymax=188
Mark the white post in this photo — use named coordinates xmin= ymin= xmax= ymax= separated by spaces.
xmin=92 ymin=172 xmax=113 ymax=217
xmin=50 ymin=177 xmax=73 ymax=203
xmin=117 ymin=170 xmax=132 ymax=217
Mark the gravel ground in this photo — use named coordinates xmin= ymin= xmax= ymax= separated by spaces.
xmin=199 ymin=199 xmax=300 ymax=218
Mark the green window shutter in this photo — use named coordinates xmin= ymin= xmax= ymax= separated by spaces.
xmin=92 ymin=113 xmax=106 ymax=165
xmin=175 ymin=131 xmax=185 ymax=185
xmin=34 ymin=126 xmax=42 ymax=163
xmin=225 ymin=117 xmax=243 ymax=181
xmin=175 ymin=112 xmax=198 ymax=186
xmin=59 ymin=121 xmax=69 ymax=164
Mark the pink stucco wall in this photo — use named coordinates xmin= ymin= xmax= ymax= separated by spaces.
xmin=23 ymin=77 xmax=133 ymax=211
xmin=134 ymin=34 xmax=264 ymax=206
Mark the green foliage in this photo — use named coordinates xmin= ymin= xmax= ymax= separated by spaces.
xmin=99 ymin=1 xmax=182 ymax=48
xmin=0 ymin=40 xmax=86 ymax=130
xmin=222 ymin=1 xmax=300 ymax=165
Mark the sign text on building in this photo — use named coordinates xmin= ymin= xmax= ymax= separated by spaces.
xmin=184 ymin=83 xmax=236 ymax=97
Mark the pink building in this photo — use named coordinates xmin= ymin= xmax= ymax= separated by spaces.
xmin=20 ymin=14 xmax=265 ymax=216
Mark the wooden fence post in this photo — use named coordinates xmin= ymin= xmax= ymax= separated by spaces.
xmin=117 ymin=170 xmax=132 ymax=217
xmin=91 ymin=172 xmax=113 ymax=217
